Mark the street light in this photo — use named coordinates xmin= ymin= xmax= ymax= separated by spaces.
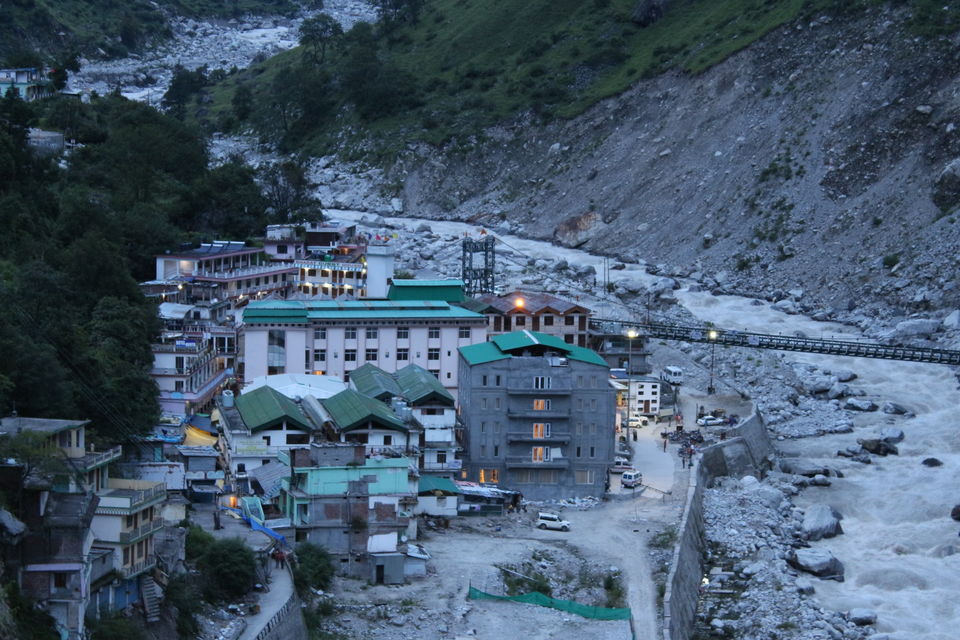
xmin=707 ymin=329 xmax=718 ymax=395
xmin=625 ymin=328 xmax=638 ymax=421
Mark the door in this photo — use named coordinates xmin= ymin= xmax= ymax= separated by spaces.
xmin=375 ymin=564 xmax=385 ymax=584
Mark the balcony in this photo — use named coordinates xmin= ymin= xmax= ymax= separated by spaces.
xmin=505 ymin=433 xmax=572 ymax=445
xmin=97 ymin=481 xmax=166 ymax=514
xmin=118 ymin=518 xmax=163 ymax=544
xmin=507 ymin=409 xmax=571 ymax=420
xmin=504 ymin=456 xmax=570 ymax=470
xmin=121 ymin=558 xmax=157 ymax=579
xmin=76 ymin=446 xmax=122 ymax=472
xmin=506 ymin=380 xmax=572 ymax=395
xmin=422 ymin=460 xmax=463 ymax=471
xmin=192 ymin=264 xmax=297 ymax=280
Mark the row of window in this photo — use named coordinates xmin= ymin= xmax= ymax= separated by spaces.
xmin=313 ymin=326 xmax=472 ymax=340
xmin=476 ymin=444 xmax=599 ymax=459
xmin=310 ymin=348 xmax=443 ymax=363
xmin=494 ymin=315 xmax=580 ymax=327
xmin=479 ymin=469 xmax=596 ymax=485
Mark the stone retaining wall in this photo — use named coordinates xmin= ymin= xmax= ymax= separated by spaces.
xmin=661 ymin=409 xmax=772 ymax=640
xmin=253 ymin=590 xmax=308 ymax=640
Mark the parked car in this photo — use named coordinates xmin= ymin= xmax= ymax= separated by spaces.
xmin=697 ymin=415 xmax=726 ymax=427
xmin=621 ymin=470 xmax=643 ymax=488
xmin=615 ymin=442 xmax=632 ymax=458
xmin=627 ymin=415 xmax=649 ymax=428
xmin=611 ymin=458 xmax=633 ymax=473
xmin=536 ymin=512 xmax=571 ymax=531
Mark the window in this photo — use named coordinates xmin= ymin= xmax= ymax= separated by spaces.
xmin=344 ymin=327 xmax=357 ymax=340
xmin=123 ymin=547 xmax=131 ymax=565
xmin=576 ymin=422 xmax=583 ymax=435
xmin=513 ymin=469 xmax=534 ymax=483
xmin=482 ymin=375 xmax=488 ymax=386
xmin=344 ymin=349 xmax=357 ymax=362
xmin=495 ymin=398 xmax=501 ymax=409
xmin=287 ymin=434 xmax=309 ymax=445
xmin=577 ymin=398 xmax=584 ymax=410
xmin=539 ymin=470 xmax=558 ymax=483
xmin=429 ymin=369 xmax=440 ymax=379
xmin=577 ymin=375 xmax=584 ymax=386
xmin=532 ymin=423 xmax=551 ymax=438
xmin=365 ymin=348 xmax=378 ymax=361
xmin=314 ymin=350 xmax=326 ymax=362
xmin=277 ymin=244 xmax=288 ymax=254
xmin=576 ymin=446 xmax=582 ymax=457
xmin=428 ymin=327 xmax=440 ymax=339
xmin=175 ymin=380 xmax=185 ymax=392
xmin=534 ymin=376 xmax=551 ymax=390
xmin=428 ymin=348 xmax=440 ymax=360
xmin=532 ymin=447 xmax=550 ymax=462
xmin=459 ymin=327 xmax=471 ymax=339
xmin=397 ymin=327 xmax=409 ymax=339
xmin=397 ymin=348 xmax=409 ymax=361
xmin=590 ymin=423 xmax=597 ymax=434
xmin=495 ymin=375 xmax=501 ymax=386
xmin=479 ymin=469 xmax=499 ymax=483
xmin=590 ymin=446 xmax=596 ymax=457
xmin=565 ymin=315 xmax=575 ymax=326
xmin=591 ymin=377 xmax=598 ymax=388
xmin=480 ymin=422 xmax=487 ymax=433
xmin=575 ymin=469 xmax=594 ymax=484
xmin=515 ymin=316 xmax=526 ymax=326
xmin=481 ymin=398 xmax=487 ymax=410
xmin=436 ymin=451 xmax=447 ymax=464
xmin=543 ymin=315 xmax=554 ymax=326
xmin=383 ymin=435 xmax=392 ymax=445
xmin=591 ymin=398 xmax=598 ymax=410
xmin=493 ymin=445 xmax=499 ymax=457
xmin=366 ymin=327 xmax=378 ymax=339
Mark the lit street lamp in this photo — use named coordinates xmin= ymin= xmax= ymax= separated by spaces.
xmin=707 ymin=329 xmax=718 ymax=395
xmin=625 ymin=328 xmax=638 ymax=421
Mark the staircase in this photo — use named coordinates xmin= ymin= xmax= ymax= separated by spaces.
xmin=140 ymin=575 xmax=161 ymax=623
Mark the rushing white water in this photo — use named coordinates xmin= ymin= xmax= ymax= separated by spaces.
xmin=336 ymin=209 xmax=960 ymax=640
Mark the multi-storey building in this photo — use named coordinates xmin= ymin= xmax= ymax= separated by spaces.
xmin=0 ymin=67 xmax=52 ymax=101
xmin=239 ymin=299 xmax=487 ymax=396
xmin=457 ymin=331 xmax=615 ymax=500
xmin=279 ymin=443 xmax=417 ymax=583
xmin=464 ymin=290 xmax=592 ymax=347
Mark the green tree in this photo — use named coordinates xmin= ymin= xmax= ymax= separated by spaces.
xmin=0 ymin=430 xmax=69 ymax=515
xmin=231 ymin=83 xmax=253 ymax=121
xmin=198 ymin=538 xmax=257 ymax=602
xmin=299 ymin=13 xmax=343 ymax=64
xmin=87 ymin=612 xmax=146 ymax=640
xmin=260 ymin=158 xmax=323 ymax=222
xmin=190 ymin=158 xmax=267 ymax=237
xmin=374 ymin=0 xmax=425 ymax=25
xmin=161 ymin=64 xmax=207 ymax=119
xmin=292 ymin=543 xmax=334 ymax=597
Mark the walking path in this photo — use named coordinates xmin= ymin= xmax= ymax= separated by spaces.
xmin=238 ymin=563 xmax=294 ymax=640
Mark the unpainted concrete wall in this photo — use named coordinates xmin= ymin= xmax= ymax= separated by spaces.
xmin=253 ymin=592 xmax=308 ymax=640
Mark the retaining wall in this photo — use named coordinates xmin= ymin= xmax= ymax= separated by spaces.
xmin=661 ymin=409 xmax=772 ymax=640
xmin=252 ymin=589 xmax=308 ymax=640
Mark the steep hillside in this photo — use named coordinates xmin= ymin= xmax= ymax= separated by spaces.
xmin=393 ymin=2 xmax=960 ymax=322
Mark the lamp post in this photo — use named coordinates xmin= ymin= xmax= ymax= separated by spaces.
xmin=625 ymin=328 xmax=638 ymax=421
xmin=707 ymin=329 xmax=718 ymax=395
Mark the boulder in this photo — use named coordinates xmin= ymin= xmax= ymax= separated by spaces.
xmin=795 ymin=578 xmax=816 ymax=595
xmin=846 ymin=609 xmax=877 ymax=626
xmin=802 ymin=504 xmax=844 ymax=541
xmin=804 ymin=375 xmax=837 ymax=394
xmin=878 ymin=427 xmax=905 ymax=444
xmin=780 ymin=459 xmax=832 ymax=477
xmin=951 ymin=505 xmax=960 ymax=522
xmin=773 ymin=298 xmax=800 ymax=314
xmin=844 ymin=397 xmax=878 ymax=412
xmin=858 ymin=438 xmax=898 ymax=456
xmin=882 ymin=401 xmax=909 ymax=415
xmin=922 ymin=457 xmax=943 ymax=467
xmin=943 ymin=309 xmax=960 ymax=330
xmin=834 ymin=369 xmax=857 ymax=382
xmin=890 ymin=318 xmax=941 ymax=340
xmin=809 ymin=474 xmax=832 ymax=486
xmin=788 ymin=548 xmax=844 ymax=581
xmin=415 ymin=223 xmax=432 ymax=234
xmin=934 ymin=157 xmax=960 ymax=212
xmin=826 ymin=381 xmax=849 ymax=399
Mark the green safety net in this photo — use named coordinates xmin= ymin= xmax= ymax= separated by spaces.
xmin=467 ymin=586 xmax=631 ymax=621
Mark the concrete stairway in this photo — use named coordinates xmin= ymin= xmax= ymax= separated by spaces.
xmin=140 ymin=575 xmax=161 ymax=623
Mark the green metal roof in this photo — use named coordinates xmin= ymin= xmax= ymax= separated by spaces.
xmin=418 ymin=475 xmax=461 ymax=495
xmin=458 ymin=341 xmax=512 ymax=366
xmin=350 ymin=363 xmax=402 ymax=401
xmin=388 ymin=279 xmax=466 ymax=303
xmin=235 ymin=386 xmax=312 ymax=432
xmin=243 ymin=299 xmax=483 ymax=323
xmin=395 ymin=364 xmax=455 ymax=406
xmin=321 ymin=389 xmax=409 ymax=433
xmin=459 ymin=331 xmax=608 ymax=367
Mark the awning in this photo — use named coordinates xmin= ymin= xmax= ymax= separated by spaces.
xmin=183 ymin=425 xmax=218 ymax=447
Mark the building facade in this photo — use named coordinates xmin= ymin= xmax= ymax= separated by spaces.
xmin=466 ymin=290 xmax=591 ymax=347
xmin=239 ymin=300 xmax=487 ymax=396
xmin=457 ymin=332 xmax=615 ymax=500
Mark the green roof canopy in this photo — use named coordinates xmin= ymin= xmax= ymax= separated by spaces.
xmin=459 ymin=330 xmax=608 ymax=367
xmin=387 ymin=279 xmax=466 ymax=303
xmin=321 ymin=389 xmax=409 ymax=433
xmin=243 ymin=299 xmax=482 ymax=323
xmin=235 ymin=386 xmax=313 ymax=432
xmin=350 ymin=363 xmax=402 ymax=401
xmin=395 ymin=364 xmax=455 ymax=406
xmin=418 ymin=475 xmax=461 ymax=495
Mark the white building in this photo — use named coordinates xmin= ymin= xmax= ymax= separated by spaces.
xmin=239 ymin=299 xmax=487 ymax=397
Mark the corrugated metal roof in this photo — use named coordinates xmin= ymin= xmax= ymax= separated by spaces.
xmin=418 ymin=475 xmax=460 ymax=494
xmin=459 ymin=331 xmax=608 ymax=367
xmin=395 ymin=364 xmax=454 ymax=406
xmin=321 ymin=389 xmax=408 ymax=433
xmin=350 ymin=363 xmax=402 ymax=401
xmin=235 ymin=386 xmax=312 ymax=432
xmin=249 ymin=460 xmax=289 ymax=499
xmin=242 ymin=299 xmax=484 ymax=323
xmin=474 ymin=290 xmax=589 ymax=314
xmin=388 ymin=279 xmax=466 ymax=302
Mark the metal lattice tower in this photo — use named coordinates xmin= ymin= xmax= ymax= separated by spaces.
xmin=461 ymin=236 xmax=496 ymax=296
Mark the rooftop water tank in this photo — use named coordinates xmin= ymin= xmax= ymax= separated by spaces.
xmin=222 ymin=389 xmax=235 ymax=407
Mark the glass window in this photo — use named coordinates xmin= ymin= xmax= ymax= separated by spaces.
xmin=428 ymin=348 xmax=440 ymax=360
xmin=344 ymin=349 xmax=357 ymax=362
xmin=314 ymin=350 xmax=326 ymax=362
xmin=366 ymin=327 xmax=378 ymax=339
xmin=396 ymin=348 xmax=409 ymax=361
xmin=575 ymin=469 xmax=594 ymax=484
xmin=543 ymin=315 xmax=554 ymax=326
xmin=344 ymin=327 xmax=357 ymax=340
xmin=428 ymin=327 xmax=440 ymax=339
xmin=459 ymin=327 xmax=471 ymax=339
xmin=479 ymin=469 xmax=499 ymax=483
xmin=515 ymin=316 xmax=526 ymax=326
xmin=397 ymin=327 xmax=409 ymax=339
xmin=365 ymin=349 xmax=378 ymax=361
xmin=534 ymin=376 xmax=551 ymax=389
xmin=313 ymin=327 xmax=326 ymax=340
xmin=565 ymin=315 xmax=575 ymax=326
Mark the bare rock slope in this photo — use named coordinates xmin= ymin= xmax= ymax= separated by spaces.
xmin=396 ymin=6 xmax=960 ymax=317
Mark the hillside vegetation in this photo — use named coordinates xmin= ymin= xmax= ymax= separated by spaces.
xmin=196 ymin=0 xmax=959 ymax=158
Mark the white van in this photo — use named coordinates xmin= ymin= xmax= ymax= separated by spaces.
xmin=621 ymin=470 xmax=643 ymax=488
xmin=661 ymin=366 xmax=683 ymax=385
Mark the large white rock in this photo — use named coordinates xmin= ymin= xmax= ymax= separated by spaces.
xmin=844 ymin=397 xmax=877 ymax=411
xmin=788 ymin=548 xmax=845 ymax=581
xmin=802 ymin=504 xmax=844 ymax=541
xmin=846 ymin=608 xmax=877 ymax=626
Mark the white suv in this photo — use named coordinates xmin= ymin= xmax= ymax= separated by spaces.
xmin=536 ymin=512 xmax=571 ymax=531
